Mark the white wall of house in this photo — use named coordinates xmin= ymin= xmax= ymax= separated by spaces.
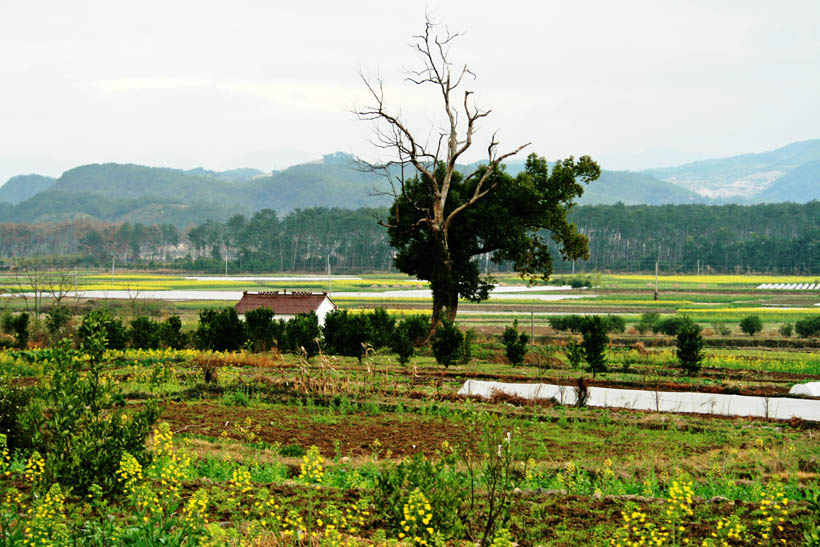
xmin=238 ymin=297 xmax=335 ymax=327
xmin=315 ymin=297 xmax=336 ymax=327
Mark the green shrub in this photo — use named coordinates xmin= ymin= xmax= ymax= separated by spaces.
xmin=367 ymin=307 xmax=396 ymax=349
xmin=549 ymin=315 xmax=584 ymax=333
xmin=390 ymin=316 xmax=426 ymax=365
xmin=245 ymin=307 xmax=277 ymax=352
xmin=432 ymin=319 xmax=464 ymax=368
xmin=603 ymin=314 xmax=626 ymax=334
xmin=402 ymin=314 xmax=431 ymax=345
xmin=635 ymin=312 xmax=660 ymax=334
xmin=580 ymin=316 xmax=608 ymax=377
xmin=565 ymin=339 xmax=584 ymax=369
xmin=129 ymin=316 xmax=161 ymax=349
xmin=286 ymin=313 xmax=321 ymax=358
xmin=502 ymin=320 xmax=529 ymax=365
xmin=194 ymin=307 xmax=246 ymax=352
xmin=323 ymin=309 xmax=372 ymax=359
xmin=676 ymin=317 xmax=704 ymax=375
xmin=712 ymin=322 xmax=732 ymax=336
xmin=739 ymin=315 xmax=763 ymax=336
xmin=0 ymin=309 xmax=12 ymax=334
xmin=653 ymin=316 xmax=687 ymax=336
xmin=159 ymin=316 xmax=186 ymax=349
xmin=460 ymin=328 xmax=476 ymax=365
xmin=374 ymin=451 xmax=467 ymax=541
xmin=45 ymin=305 xmax=72 ymax=342
xmin=779 ymin=323 xmax=793 ymax=338
xmin=795 ymin=317 xmax=820 ymax=338
xmin=78 ymin=309 xmax=127 ymax=350
xmin=11 ymin=313 xmax=29 ymax=349
xmin=0 ymin=378 xmax=31 ymax=452
xmin=20 ymin=338 xmax=159 ymax=495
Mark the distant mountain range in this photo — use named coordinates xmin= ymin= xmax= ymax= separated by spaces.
xmin=643 ymin=139 xmax=820 ymax=201
xmin=0 ymin=141 xmax=818 ymax=226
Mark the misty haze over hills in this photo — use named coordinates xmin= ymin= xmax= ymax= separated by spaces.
xmin=0 ymin=140 xmax=818 ymax=226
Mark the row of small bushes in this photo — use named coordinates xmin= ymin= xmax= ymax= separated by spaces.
xmin=550 ymin=312 xmax=820 ymax=338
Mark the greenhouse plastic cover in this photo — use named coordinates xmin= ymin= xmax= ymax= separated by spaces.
xmin=789 ymin=382 xmax=820 ymax=397
xmin=458 ymin=380 xmax=820 ymax=421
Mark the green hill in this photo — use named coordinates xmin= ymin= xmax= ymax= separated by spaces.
xmin=0 ymin=174 xmax=56 ymax=204
xmin=754 ymin=160 xmax=820 ymax=203
xmin=577 ymin=170 xmax=702 ymax=205
xmin=644 ymin=139 xmax=820 ymax=198
xmin=183 ymin=167 xmax=267 ymax=182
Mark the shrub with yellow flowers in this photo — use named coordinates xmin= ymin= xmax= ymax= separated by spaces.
xmin=22 ymin=483 xmax=70 ymax=547
xmin=0 ymin=433 xmax=10 ymax=478
xmin=666 ymin=479 xmax=695 ymax=544
xmin=754 ymin=482 xmax=789 ymax=546
xmin=398 ymin=488 xmax=441 ymax=547
xmin=609 ymin=506 xmax=670 ymax=547
xmin=299 ymin=445 xmax=325 ymax=484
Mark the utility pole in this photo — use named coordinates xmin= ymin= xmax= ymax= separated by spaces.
xmin=327 ymin=253 xmax=332 ymax=294
xmin=654 ymin=259 xmax=659 ymax=301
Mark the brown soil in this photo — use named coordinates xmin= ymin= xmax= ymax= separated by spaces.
xmin=160 ymin=402 xmax=472 ymax=458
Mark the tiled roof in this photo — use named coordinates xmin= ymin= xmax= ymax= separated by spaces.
xmin=235 ymin=291 xmax=334 ymax=315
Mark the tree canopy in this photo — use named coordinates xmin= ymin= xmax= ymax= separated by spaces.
xmin=357 ymin=17 xmax=600 ymax=331
xmin=388 ymin=155 xmax=599 ymax=327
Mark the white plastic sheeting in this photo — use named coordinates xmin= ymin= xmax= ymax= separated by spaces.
xmin=789 ymin=382 xmax=820 ymax=397
xmin=757 ymin=283 xmax=820 ymax=291
xmin=458 ymin=380 xmax=820 ymax=421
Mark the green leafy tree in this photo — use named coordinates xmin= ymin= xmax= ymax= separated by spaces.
xmin=129 ymin=316 xmax=161 ymax=349
xmin=194 ymin=308 xmax=246 ymax=352
xmin=286 ymin=313 xmax=321 ymax=358
xmin=739 ymin=315 xmax=763 ymax=336
xmin=322 ymin=310 xmax=372 ymax=361
xmin=580 ymin=316 xmax=608 ymax=378
xmin=676 ymin=317 xmax=704 ymax=375
xmin=78 ymin=309 xmax=127 ymax=350
xmin=159 ymin=316 xmax=186 ymax=349
xmin=502 ymin=320 xmax=529 ymax=365
xmin=778 ymin=322 xmax=793 ymax=338
xmin=357 ymin=19 xmax=599 ymax=337
xmin=245 ymin=307 xmax=277 ymax=352
xmin=390 ymin=315 xmax=431 ymax=365
xmin=367 ymin=307 xmax=396 ymax=349
xmin=431 ymin=319 xmax=464 ymax=368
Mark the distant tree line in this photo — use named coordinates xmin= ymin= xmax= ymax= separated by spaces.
xmin=0 ymin=201 xmax=818 ymax=274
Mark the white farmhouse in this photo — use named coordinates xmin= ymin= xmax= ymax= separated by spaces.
xmin=235 ymin=290 xmax=337 ymax=326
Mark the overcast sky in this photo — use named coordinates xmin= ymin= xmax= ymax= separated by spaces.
xmin=1 ymin=0 xmax=819 ymax=183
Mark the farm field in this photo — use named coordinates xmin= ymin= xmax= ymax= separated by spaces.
xmin=1 ymin=271 xmax=820 ymax=544
xmin=1 ymin=271 xmax=819 ymax=330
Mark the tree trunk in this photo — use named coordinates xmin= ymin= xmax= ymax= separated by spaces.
xmin=427 ymin=266 xmax=460 ymax=343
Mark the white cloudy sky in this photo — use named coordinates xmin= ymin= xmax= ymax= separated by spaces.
xmin=1 ymin=0 xmax=819 ymax=183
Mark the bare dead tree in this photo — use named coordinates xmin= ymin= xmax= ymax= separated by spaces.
xmin=44 ymin=265 xmax=74 ymax=306
xmin=355 ymin=16 xmax=530 ymax=329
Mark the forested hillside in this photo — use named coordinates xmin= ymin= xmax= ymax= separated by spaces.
xmin=0 ymin=153 xmax=710 ymax=226
xmin=2 ymin=202 xmax=817 ymax=274
xmin=0 ymin=174 xmax=56 ymax=204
